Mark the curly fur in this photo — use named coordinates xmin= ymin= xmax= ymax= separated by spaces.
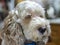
xmin=1 ymin=1 xmax=51 ymax=45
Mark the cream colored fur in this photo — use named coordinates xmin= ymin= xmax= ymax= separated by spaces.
xmin=1 ymin=1 xmax=51 ymax=45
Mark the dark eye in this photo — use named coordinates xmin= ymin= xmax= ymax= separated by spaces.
xmin=38 ymin=27 xmax=46 ymax=34
xmin=25 ymin=15 xmax=31 ymax=19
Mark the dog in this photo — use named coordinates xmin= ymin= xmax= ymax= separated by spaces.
xmin=1 ymin=1 xmax=51 ymax=45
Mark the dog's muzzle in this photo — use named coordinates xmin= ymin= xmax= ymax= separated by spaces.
xmin=18 ymin=23 xmax=45 ymax=45
xmin=24 ymin=40 xmax=45 ymax=45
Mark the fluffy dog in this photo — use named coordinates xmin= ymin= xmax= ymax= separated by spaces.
xmin=1 ymin=1 xmax=51 ymax=45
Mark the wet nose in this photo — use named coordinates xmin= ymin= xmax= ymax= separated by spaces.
xmin=38 ymin=27 xmax=46 ymax=34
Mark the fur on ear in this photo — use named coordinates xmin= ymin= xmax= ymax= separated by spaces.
xmin=1 ymin=9 xmax=25 ymax=45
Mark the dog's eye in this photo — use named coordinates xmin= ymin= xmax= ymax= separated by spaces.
xmin=25 ymin=15 xmax=31 ymax=19
xmin=38 ymin=27 xmax=46 ymax=34
xmin=40 ymin=15 xmax=43 ymax=18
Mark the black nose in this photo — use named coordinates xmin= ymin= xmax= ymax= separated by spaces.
xmin=38 ymin=27 xmax=46 ymax=34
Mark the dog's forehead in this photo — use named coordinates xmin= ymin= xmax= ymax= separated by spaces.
xmin=16 ymin=1 xmax=41 ymax=7
xmin=16 ymin=1 xmax=44 ymax=10
xmin=16 ymin=1 xmax=45 ymax=17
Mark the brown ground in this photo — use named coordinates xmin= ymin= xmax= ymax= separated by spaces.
xmin=47 ymin=24 xmax=60 ymax=45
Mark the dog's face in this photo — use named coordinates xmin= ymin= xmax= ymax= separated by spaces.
xmin=15 ymin=1 xmax=45 ymax=20
xmin=20 ymin=16 xmax=51 ymax=44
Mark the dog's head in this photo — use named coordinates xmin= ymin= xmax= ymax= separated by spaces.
xmin=14 ymin=1 xmax=51 ymax=44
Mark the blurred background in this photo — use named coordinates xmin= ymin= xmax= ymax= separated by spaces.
xmin=0 ymin=0 xmax=60 ymax=45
